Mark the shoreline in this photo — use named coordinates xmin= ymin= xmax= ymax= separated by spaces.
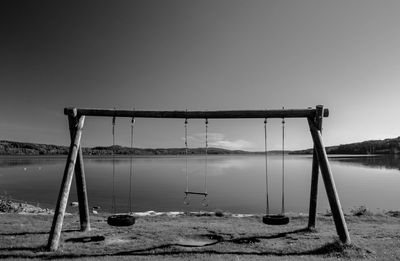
xmin=2 ymin=208 xmax=400 ymax=260
xmin=2 ymin=198 xmax=400 ymax=219
xmin=2 ymin=198 xmax=400 ymax=259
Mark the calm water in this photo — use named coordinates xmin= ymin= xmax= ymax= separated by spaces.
xmin=1 ymin=155 xmax=399 ymax=214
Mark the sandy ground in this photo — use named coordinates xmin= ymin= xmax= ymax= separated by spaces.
xmin=1 ymin=208 xmax=400 ymax=260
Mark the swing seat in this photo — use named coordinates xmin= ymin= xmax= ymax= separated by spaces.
xmin=262 ymin=214 xmax=289 ymax=225
xmin=107 ymin=214 xmax=135 ymax=227
xmin=185 ymin=191 xmax=208 ymax=196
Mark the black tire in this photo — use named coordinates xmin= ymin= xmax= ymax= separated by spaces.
xmin=107 ymin=214 xmax=135 ymax=227
xmin=262 ymin=214 xmax=289 ymax=225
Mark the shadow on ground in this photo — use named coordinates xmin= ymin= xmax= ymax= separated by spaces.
xmin=0 ymin=227 xmax=370 ymax=260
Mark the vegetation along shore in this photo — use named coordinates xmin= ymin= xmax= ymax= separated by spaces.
xmin=1 ymin=136 xmax=400 ymax=156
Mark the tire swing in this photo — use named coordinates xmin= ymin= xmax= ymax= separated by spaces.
xmin=183 ymin=118 xmax=208 ymax=207
xmin=262 ymin=116 xmax=289 ymax=225
xmin=107 ymin=114 xmax=136 ymax=227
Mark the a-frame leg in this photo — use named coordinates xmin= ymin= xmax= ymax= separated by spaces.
xmin=308 ymin=105 xmax=323 ymax=229
xmin=68 ymin=114 xmax=90 ymax=232
xmin=308 ymin=149 xmax=320 ymax=229
xmin=308 ymin=118 xmax=351 ymax=244
xmin=47 ymin=113 xmax=85 ymax=251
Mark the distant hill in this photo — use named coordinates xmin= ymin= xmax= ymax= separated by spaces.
xmin=0 ymin=140 xmax=69 ymax=155
xmin=3 ymin=137 xmax=399 ymax=156
xmin=291 ymin=137 xmax=400 ymax=155
xmin=0 ymin=140 xmax=260 ymax=156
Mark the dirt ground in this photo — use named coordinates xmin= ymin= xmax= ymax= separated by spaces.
xmin=1 ymin=210 xmax=400 ymax=260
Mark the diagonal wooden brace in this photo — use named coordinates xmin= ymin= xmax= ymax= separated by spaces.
xmin=308 ymin=105 xmax=323 ymax=229
xmin=47 ymin=113 xmax=85 ymax=251
xmin=68 ymin=113 xmax=90 ymax=232
xmin=308 ymin=118 xmax=351 ymax=244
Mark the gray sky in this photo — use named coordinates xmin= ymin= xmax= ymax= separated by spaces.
xmin=1 ymin=0 xmax=400 ymax=151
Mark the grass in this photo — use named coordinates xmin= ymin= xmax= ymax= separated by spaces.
xmin=1 ymin=210 xmax=399 ymax=260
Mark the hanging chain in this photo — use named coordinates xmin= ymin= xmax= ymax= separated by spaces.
xmin=264 ymin=118 xmax=269 ymax=215
xmin=111 ymin=114 xmax=116 ymax=214
xmin=129 ymin=113 xmax=135 ymax=213
xmin=184 ymin=117 xmax=189 ymax=205
xmin=185 ymin=118 xmax=188 ymax=192
xmin=281 ymin=112 xmax=286 ymax=215
xmin=202 ymin=118 xmax=209 ymax=207
xmin=204 ymin=118 xmax=208 ymax=193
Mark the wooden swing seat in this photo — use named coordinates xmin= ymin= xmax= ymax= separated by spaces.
xmin=185 ymin=191 xmax=208 ymax=196
xmin=107 ymin=214 xmax=135 ymax=227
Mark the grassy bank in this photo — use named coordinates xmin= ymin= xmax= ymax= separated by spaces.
xmin=1 ymin=207 xmax=400 ymax=260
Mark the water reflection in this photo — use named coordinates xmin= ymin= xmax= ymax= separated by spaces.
xmin=0 ymin=156 xmax=64 ymax=168
xmin=0 ymin=155 xmax=399 ymax=214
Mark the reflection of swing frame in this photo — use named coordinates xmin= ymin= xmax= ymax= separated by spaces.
xmin=47 ymin=105 xmax=350 ymax=251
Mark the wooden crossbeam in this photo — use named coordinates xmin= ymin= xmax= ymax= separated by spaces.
xmin=64 ymin=107 xmax=329 ymax=119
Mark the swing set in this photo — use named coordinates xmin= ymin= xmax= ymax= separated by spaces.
xmin=106 ymin=114 xmax=136 ymax=227
xmin=47 ymin=105 xmax=351 ymax=251
xmin=183 ymin=118 xmax=209 ymax=207
xmin=262 ymin=115 xmax=290 ymax=225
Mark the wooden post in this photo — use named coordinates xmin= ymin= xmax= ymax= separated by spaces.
xmin=68 ymin=114 xmax=90 ymax=232
xmin=308 ymin=118 xmax=351 ymax=244
xmin=47 ymin=113 xmax=85 ymax=251
xmin=308 ymin=105 xmax=323 ymax=229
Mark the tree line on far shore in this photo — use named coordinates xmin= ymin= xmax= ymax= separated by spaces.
xmin=0 ymin=140 xmax=254 ymax=156
xmin=290 ymin=136 xmax=400 ymax=155
xmin=1 ymin=136 xmax=400 ymax=156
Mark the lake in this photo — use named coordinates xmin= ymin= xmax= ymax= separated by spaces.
xmin=0 ymin=155 xmax=399 ymax=214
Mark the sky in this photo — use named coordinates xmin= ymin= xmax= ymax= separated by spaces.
xmin=1 ymin=0 xmax=400 ymax=151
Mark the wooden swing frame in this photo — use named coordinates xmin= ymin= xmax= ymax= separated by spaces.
xmin=47 ymin=105 xmax=350 ymax=251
